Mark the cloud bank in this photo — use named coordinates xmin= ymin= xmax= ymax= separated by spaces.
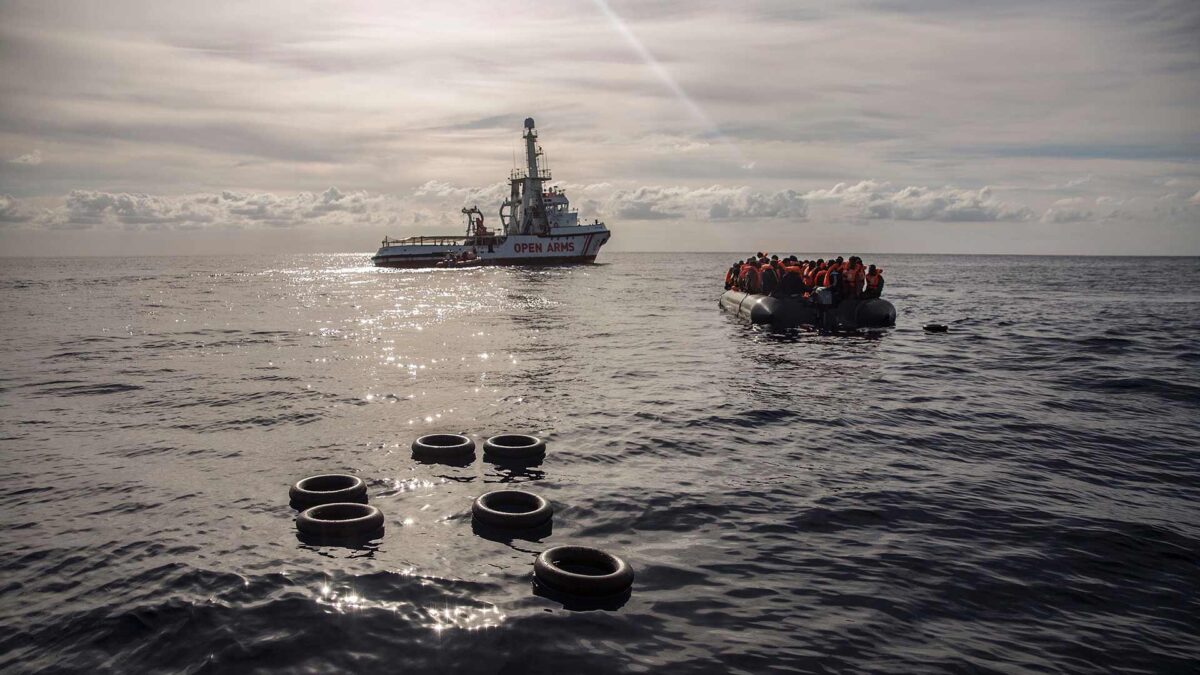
xmin=6 ymin=179 xmax=1196 ymax=238
xmin=806 ymin=181 xmax=1034 ymax=222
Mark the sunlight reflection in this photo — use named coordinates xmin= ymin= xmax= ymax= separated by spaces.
xmin=313 ymin=579 xmax=505 ymax=631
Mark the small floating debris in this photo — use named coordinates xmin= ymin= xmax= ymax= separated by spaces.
xmin=289 ymin=474 xmax=367 ymax=509
xmin=296 ymin=503 xmax=384 ymax=540
xmin=923 ymin=323 xmax=949 ymax=333
xmin=534 ymin=545 xmax=634 ymax=597
xmin=411 ymin=433 xmax=476 ymax=460
xmin=483 ymin=434 xmax=546 ymax=460
xmin=472 ymin=490 xmax=553 ymax=529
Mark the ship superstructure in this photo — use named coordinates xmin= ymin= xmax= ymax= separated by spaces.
xmin=372 ymin=118 xmax=610 ymax=268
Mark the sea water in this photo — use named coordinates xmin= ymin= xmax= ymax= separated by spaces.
xmin=1 ymin=253 xmax=1197 ymax=673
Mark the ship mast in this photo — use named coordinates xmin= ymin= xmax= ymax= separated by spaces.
xmin=503 ymin=117 xmax=551 ymax=236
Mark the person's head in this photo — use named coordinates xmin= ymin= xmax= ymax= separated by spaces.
xmin=836 ymin=256 xmax=844 ymax=263
xmin=868 ymin=264 xmax=876 ymax=273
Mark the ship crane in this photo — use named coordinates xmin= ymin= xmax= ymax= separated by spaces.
xmin=461 ymin=205 xmax=489 ymax=238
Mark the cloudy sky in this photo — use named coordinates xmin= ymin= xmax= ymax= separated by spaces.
xmin=1 ymin=0 xmax=1197 ymax=255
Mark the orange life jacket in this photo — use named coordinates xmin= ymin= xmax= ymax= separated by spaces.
xmin=759 ymin=263 xmax=779 ymax=292
xmin=740 ymin=264 xmax=761 ymax=293
xmin=866 ymin=271 xmax=883 ymax=290
xmin=843 ymin=264 xmax=863 ymax=294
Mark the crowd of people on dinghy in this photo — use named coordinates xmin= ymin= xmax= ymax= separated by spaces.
xmin=724 ymin=254 xmax=885 ymax=303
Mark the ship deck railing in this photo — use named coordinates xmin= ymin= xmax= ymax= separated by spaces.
xmin=380 ymin=235 xmax=473 ymax=247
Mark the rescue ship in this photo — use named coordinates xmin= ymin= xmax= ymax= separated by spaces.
xmin=372 ymin=118 xmax=611 ymax=268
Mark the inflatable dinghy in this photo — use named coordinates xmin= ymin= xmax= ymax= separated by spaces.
xmin=720 ymin=290 xmax=896 ymax=330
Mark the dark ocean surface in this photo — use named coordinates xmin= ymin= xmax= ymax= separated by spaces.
xmin=1 ymin=252 xmax=1198 ymax=674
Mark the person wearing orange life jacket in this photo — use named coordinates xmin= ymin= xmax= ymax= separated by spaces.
xmin=842 ymin=256 xmax=865 ymax=298
xmin=739 ymin=258 xmax=762 ymax=294
xmin=779 ymin=258 xmax=804 ymax=296
xmin=735 ymin=258 xmax=750 ymax=291
xmin=863 ymin=264 xmax=885 ymax=298
xmin=825 ymin=256 xmax=845 ymax=301
xmin=759 ymin=258 xmax=780 ymax=295
xmin=803 ymin=260 xmax=820 ymax=288
xmin=811 ymin=262 xmax=825 ymax=288
xmin=724 ymin=261 xmax=740 ymax=290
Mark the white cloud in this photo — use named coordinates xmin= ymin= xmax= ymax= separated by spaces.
xmin=8 ymin=150 xmax=43 ymax=165
xmin=412 ymin=180 xmax=509 ymax=208
xmin=1041 ymin=197 xmax=1093 ymax=223
xmin=602 ymin=185 xmax=808 ymax=221
xmin=0 ymin=194 xmax=31 ymax=223
xmin=806 ymin=181 xmax=1034 ymax=222
xmin=34 ymin=188 xmax=410 ymax=231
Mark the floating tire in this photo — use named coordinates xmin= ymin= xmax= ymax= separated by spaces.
xmin=289 ymin=474 xmax=367 ymax=508
xmin=534 ymin=545 xmax=634 ymax=597
xmin=412 ymin=433 xmax=476 ymax=460
xmin=483 ymin=434 xmax=546 ymax=459
xmin=296 ymin=503 xmax=384 ymax=539
xmin=472 ymin=490 xmax=552 ymax=529
xmin=923 ymin=323 xmax=949 ymax=333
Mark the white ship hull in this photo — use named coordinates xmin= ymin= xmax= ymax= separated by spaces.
xmin=371 ymin=225 xmax=610 ymax=269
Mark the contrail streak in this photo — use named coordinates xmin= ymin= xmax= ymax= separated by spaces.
xmin=590 ymin=0 xmax=749 ymax=168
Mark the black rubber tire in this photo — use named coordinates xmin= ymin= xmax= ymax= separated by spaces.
xmin=534 ymin=545 xmax=634 ymax=597
xmin=483 ymin=434 xmax=546 ymax=459
xmin=472 ymin=490 xmax=552 ymax=529
xmin=412 ymin=433 xmax=476 ymax=459
xmin=289 ymin=474 xmax=367 ymax=508
xmin=296 ymin=503 xmax=384 ymax=538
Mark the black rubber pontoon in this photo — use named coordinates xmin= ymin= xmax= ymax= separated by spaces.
xmin=720 ymin=290 xmax=896 ymax=330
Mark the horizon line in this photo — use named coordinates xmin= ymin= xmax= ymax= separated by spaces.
xmin=2 ymin=251 xmax=1199 ymax=259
